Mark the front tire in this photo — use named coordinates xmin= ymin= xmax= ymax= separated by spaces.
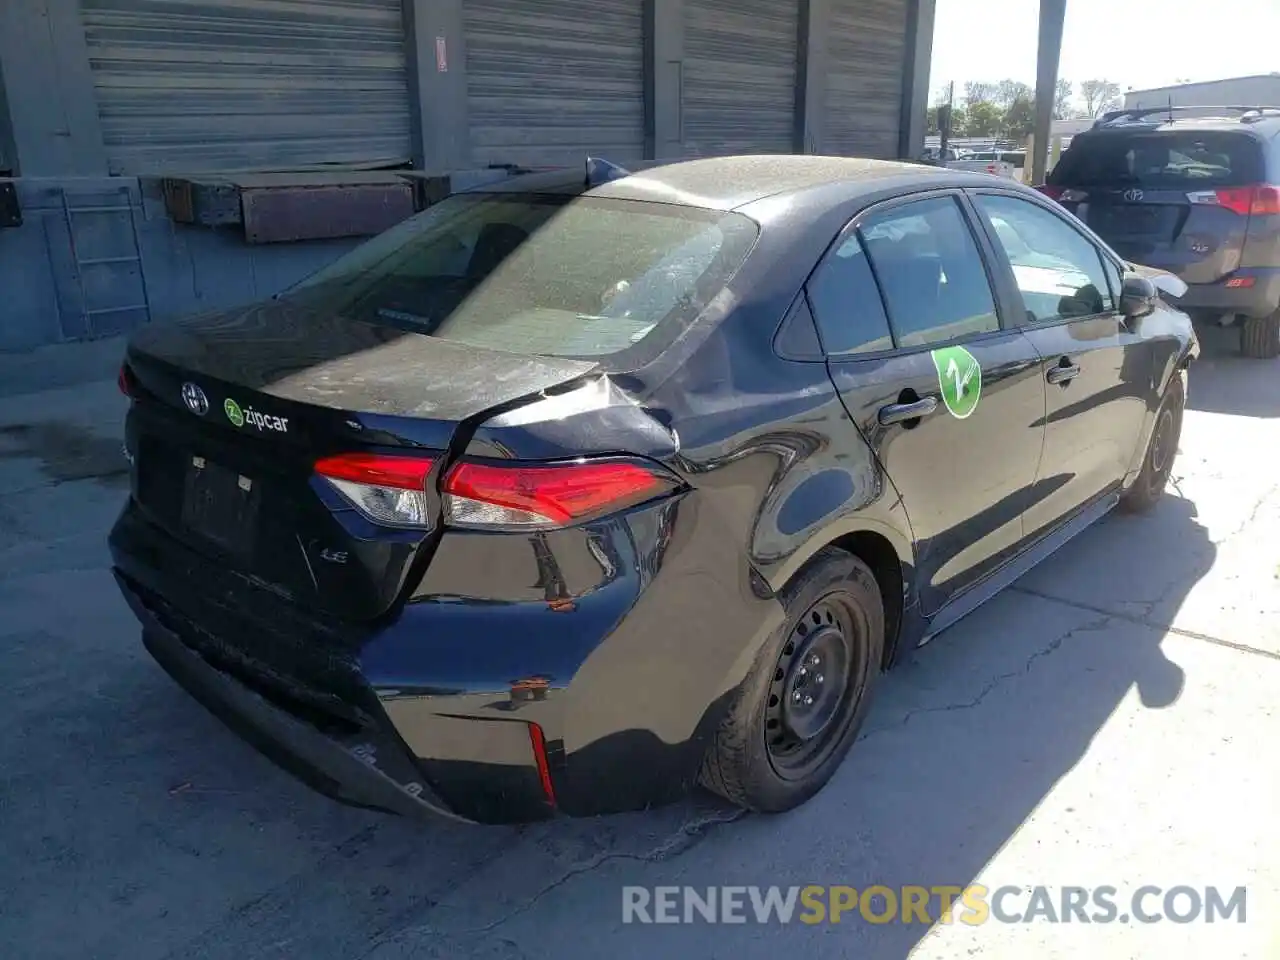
xmin=1120 ymin=370 xmax=1185 ymax=514
xmin=1240 ymin=310 xmax=1280 ymax=359
xmin=700 ymin=548 xmax=884 ymax=813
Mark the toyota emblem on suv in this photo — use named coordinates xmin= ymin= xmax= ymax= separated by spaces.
xmin=1123 ymin=188 xmax=1144 ymax=202
xmin=181 ymin=382 xmax=209 ymax=416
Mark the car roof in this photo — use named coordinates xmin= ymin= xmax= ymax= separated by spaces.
xmin=1078 ymin=115 xmax=1280 ymax=140
xmin=473 ymin=155 xmax=963 ymax=212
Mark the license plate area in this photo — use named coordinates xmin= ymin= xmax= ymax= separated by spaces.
xmin=181 ymin=455 xmax=260 ymax=557
xmin=1091 ymin=204 xmax=1170 ymax=238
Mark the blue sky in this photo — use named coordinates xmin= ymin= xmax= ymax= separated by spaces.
xmin=931 ymin=0 xmax=1280 ymax=102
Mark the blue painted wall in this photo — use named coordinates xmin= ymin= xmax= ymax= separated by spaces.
xmin=0 ymin=177 xmax=361 ymax=352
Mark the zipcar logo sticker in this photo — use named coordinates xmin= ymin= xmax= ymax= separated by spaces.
xmin=931 ymin=345 xmax=982 ymax=419
xmin=224 ymin=397 xmax=289 ymax=434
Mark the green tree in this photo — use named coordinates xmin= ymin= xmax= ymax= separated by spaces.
xmin=966 ymin=101 xmax=1003 ymax=138
xmin=1055 ymin=78 xmax=1075 ymax=119
xmin=996 ymin=80 xmax=1033 ymax=111
xmin=1005 ymin=95 xmax=1036 ymax=138
xmin=1081 ymin=79 xmax=1122 ymax=118
xmin=964 ymin=81 xmax=998 ymax=109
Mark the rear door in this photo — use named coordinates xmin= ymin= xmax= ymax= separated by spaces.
xmin=968 ymin=189 xmax=1153 ymax=538
xmin=1049 ymin=129 xmax=1268 ymax=284
xmin=813 ymin=191 xmax=1047 ymax=614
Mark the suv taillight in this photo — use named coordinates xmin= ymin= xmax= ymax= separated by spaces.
xmin=441 ymin=458 xmax=680 ymax=529
xmin=1188 ymin=184 xmax=1280 ymax=216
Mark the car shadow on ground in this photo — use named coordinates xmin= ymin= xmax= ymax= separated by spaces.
xmin=1186 ymin=323 xmax=1280 ymax=418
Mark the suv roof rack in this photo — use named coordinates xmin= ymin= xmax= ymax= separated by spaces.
xmin=1094 ymin=105 xmax=1280 ymax=129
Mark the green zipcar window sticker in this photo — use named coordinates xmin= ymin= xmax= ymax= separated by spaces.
xmin=931 ymin=345 xmax=982 ymax=419
xmin=224 ymin=398 xmax=245 ymax=427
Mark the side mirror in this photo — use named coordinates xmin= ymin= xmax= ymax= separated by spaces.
xmin=1119 ymin=273 xmax=1158 ymax=320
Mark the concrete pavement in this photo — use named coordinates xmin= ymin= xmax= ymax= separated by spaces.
xmin=0 ymin=332 xmax=1276 ymax=959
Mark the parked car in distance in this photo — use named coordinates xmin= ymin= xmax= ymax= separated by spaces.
xmin=948 ymin=151 xmax=1019 ymax=181
xmin=923 ymin=146 xmax=971 ymax=163
xmin=110 ymin=155 xmax=1197 ymax=825
xmin=1040 ymin=105 xmax=1280 ymax=357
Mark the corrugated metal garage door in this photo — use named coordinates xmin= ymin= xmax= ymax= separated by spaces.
xmin=824 ymin=0 xmax=908 ymax=159
xmin=465 ymin=0 xmax=645 ymax=168
xmin=80 ymin=0 xmax=413 ymax=174
xmin=683 ymin=0 xmax=799 ymax=157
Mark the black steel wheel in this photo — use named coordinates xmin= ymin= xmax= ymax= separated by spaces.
xmin=700 ymin=548 xmax=884 ymax=813
xmin=1121 ymin=370 xmax=1185 ymax=514
xmin=764 ymin=595 xmax=867 ymax=782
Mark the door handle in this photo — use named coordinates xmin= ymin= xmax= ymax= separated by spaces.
xmin=1046 ymin=362 xmax=1081 ymax=385
xmin=878 ymin=397 xmax=938 ymax=425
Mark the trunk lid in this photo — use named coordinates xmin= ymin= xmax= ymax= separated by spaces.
xmin=123 ymin=301 xmax=597 ymax=621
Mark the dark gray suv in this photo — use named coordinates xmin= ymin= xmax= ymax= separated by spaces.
xmin=1041 ymin=106 xmax=1280 ymax=357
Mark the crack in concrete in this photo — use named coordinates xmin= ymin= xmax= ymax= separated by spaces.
xmin=363 ymin=807 xmax=748 ymax=953
xmin=857 ymin=614 xmax=1114 ymax=742
xmin=1211 ymin=480 xmax=1280 ymax=546
xmin=161 ymin=823 xmax=387 ymax=960
xmin=1011 ymin=586 xmax=1280 ymax=662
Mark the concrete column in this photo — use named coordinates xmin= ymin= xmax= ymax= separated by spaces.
xmin=0 ymin=0 xmax=108 ymax=176
xmin=1031 ymin=0 xmax=1067 ymax=185
xmin=898 ymin=0 xmax=937 ymax=160
xmin=645 ymin=0 xmax=685 ymax=160
xmin=795 ymin=0 xmax=830 ymax=153
xmin=403 ymin=0 xmax=470 ymax=173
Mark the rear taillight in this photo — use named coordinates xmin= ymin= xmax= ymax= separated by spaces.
xmin=314 ymin=453 xmax=435 ymax=527
xmin=441 ymin=458 xmax=680 ymax=529
xmin=117 ymin=363 xmax=135 ymax=397
xmin=1187 ymin=184 xmax=1280 ymax=216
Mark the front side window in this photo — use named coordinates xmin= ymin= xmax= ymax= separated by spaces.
xmin=858 ymin=196 xmax=1000 ymax=349
xmin=283 ymin=192 xmax=758 ymax=359
xmin=975 ymin=194 xmax=1113 ymax=324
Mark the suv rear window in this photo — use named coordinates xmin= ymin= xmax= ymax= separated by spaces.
xmin=1050 ymin=130 xmax=1266 ymax=188
xmin=283 ymin=193 xmax=758 ymax=359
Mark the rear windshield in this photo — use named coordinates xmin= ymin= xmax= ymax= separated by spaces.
xmin=282 ymin=192 xmax=758 ymax=359
xmin=1049 ymin=130 xmax=1265 ymax=188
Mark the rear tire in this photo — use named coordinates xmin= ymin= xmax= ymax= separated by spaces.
xmin=1120 ymin=370 xmax=1185 ymax=514
xmin=699 ymin=548 xmax=884 ymax=813
xmin=1240 ymin=310 xmax=1280 ymax=359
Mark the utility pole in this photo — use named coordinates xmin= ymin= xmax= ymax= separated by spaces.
xmin=937 ymin=81 xmax=955 ymax=163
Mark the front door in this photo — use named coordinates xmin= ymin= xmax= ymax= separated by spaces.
xmin=967 ymin=190 xmax=1154 ymax=538
xmin=809 ymin=192 xmax=1048 ymax=615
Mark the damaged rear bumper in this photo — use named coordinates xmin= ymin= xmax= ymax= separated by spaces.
xmin=116 ymin=570 xmax=473 ymax=824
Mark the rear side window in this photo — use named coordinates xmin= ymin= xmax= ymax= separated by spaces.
xmin=858 ymin=196 xmax=1000 ymax=349
xmin=1050 ymin=131 xmax=1266 ymax=188
xmin=806 ymin=235 xmax=894 ymax=356
xmin=283 ymin=193 xmax=758 ymax=359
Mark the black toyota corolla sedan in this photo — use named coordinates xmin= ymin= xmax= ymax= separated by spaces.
xmin=110 ymin=156 xmax=1197 ymax=824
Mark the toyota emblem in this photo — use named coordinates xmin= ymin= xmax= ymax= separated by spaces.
xmin=181 ymin=382 xmax=209 ymax=416
xmin=1123 ymin=188 xmax=1144 ymax=202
